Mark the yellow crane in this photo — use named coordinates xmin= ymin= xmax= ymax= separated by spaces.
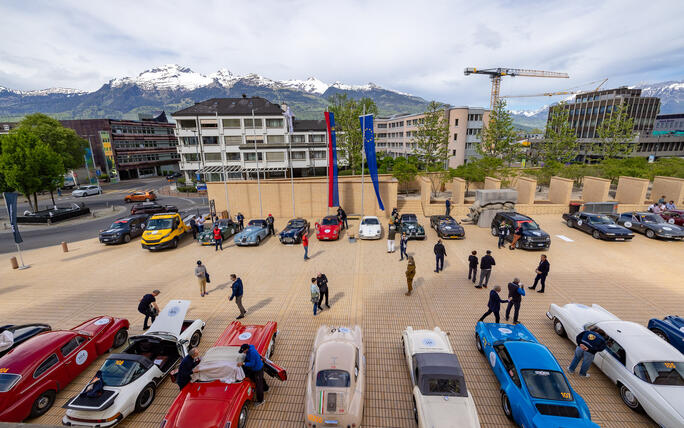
xmin=464 ymin=67 xmax=569 ymax=109
xmin=500 ymin=78 xmax=608 ymax=99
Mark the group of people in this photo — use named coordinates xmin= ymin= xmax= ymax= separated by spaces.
xmin=495 ymin=220 xmax=524 ymax=250
xmin=648 ymin=195 xmax=677 ymax=214
xmin=309 ymin=272 xmax=331 ymax=315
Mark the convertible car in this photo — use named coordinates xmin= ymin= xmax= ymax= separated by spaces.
xmin=161 ymin=321 xmax=286 ymax=428
xmin=358 ymin=216 xmax=382 ymax=240
xmin=648 ymin=315 xmax=684 ymax=354
xmin=63 ymin=300 xmax=205 ymax=427
xmin=234 ymin=219 xmax=269 ymax=246
xmin=430 ymin=215 xmax=465 ymax=239
xmin=0 ymin=324 xmax=51 ymax=357
xmin=475 ymin=322 xmax=598 ymax=427
xmin=401 ymin=326 xmax=480 ymax=427
xmin=547 ymin=303 xmax=684 ymax=427
xmin=660 ymin=209 xmax=684 ymax=226
xmin=315 ymin=215 xmax=342 ymax=241
xmin=305 ymin=326 xmax=365 ymax=428
xmin=400 ymin=214 xmax=426 ymax=240
xmin=615 ymin=211 xmax=684 ymax=240
xmin=563 ymin=212 xmax=633 ymax=241
xmin=0 ymin=316 xmax=129 ymax=422
xmin=198 ymin=219 xmax=238 ymax=245
xmin=278 ymin=218 xmax=310 ymax=244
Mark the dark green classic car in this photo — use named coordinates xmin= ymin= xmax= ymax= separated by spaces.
xmin=198 ymin=219 xmax=239 ymax=245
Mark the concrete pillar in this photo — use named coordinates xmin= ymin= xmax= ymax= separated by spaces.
xmin=61 ymin=241 xmax=69 ymax=252
xmin=447 ymin=178 xmax=466 ymax=204
xmin=549 ymin=176 xmax=573 ymax=205
xmin=650 ymin=176 xmax=684 ymax=204
xmin=582 ymin=176 xmax=611 ymax=202
xmin=10 ymin=257 xmax=18 ymax=269
xmin=484 ymin=177 xmax=501 ymax=190
xmin=516 ymin=176 xmax=537 ymax=205
xmin=615 ymin=176 xmax=649 ymax=204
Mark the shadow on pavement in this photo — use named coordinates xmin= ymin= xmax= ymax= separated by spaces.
xmin=328 ymin=291 xmax=345 ymax=306
xmin=308 ymin=250 xmax=323 ymax=259
xmin=247 ymin=297 xmax=273 ymax=314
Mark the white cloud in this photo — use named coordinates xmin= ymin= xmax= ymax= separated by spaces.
xmin=0 ymin=0 xmax=682 ymax=110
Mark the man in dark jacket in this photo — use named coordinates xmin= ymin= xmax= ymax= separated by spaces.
xmin=497 ymin=221 xmax=509 ymax=249
xmin=337 ymin=207 xmax=348 ymax=230
xmin=189 ymin=217 xmax=198 ymax=240
xmin=529 ymin=254 xmax=550 ymax=293
xmin=266 ymin=214 xmax=275 ymax=236
xmin=445 ymin=198 xmax=451 ymax=216
xmin=505 ymin=278 xmax=526 ymax=324
xmin=477 ymin=250 xmax=495 ymax=288
xmin=568 ymin=329 xmax=607 ymax=377
xmin=399 ymin=233 xmax=408 ymax=261
xmin=433 ymin=239 xmax=447 ymax=273
xmin=478 ymin=285 xmax=508 ymax=323
xmin=237 ymin=213 xmax=244 ymax=231
xmin=238 ymin=343 xmax=268 ymax=406
xmin=467 ymin=250 xmax=478 ymax=283
xmin=229 ymin=274 xmax=247 ymax=319
xmin=317 ymin=272 xmax=329 ymax=310
xmin=176 ymin=348 xmax=200 ymax=390
xmin=138 ymin=290 xmax=160 ymax=330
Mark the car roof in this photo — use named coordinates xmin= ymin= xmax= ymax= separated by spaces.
xmin=499 ymin=212 xmax=531 ymax=221
xmin=414 ymin=352 xmax=464 ymax=377
xmin=401 ymin=213 xmax=417 ymax=219
xmin=362 ymin=216 xmax=379 ymax=220
xmin=0 ymin=331 xmax=76 ymax=372
xmin=316 ymin=341 xmax=356 ymax=371
xmin=149 ymin=213 xmax=178 ymax=219
xmin=594 ymin=320 xmax=684 ymax=364
xmin=323 ymin=215 xmax=338 ymax=221
xmin=505 ymin=341 xmax=560 ymax=371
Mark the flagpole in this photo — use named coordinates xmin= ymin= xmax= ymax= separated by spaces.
xmin=360 ymin=105 xmax=366 ymax=216
xmin=218 ymin=112 xmax=230 ymax=218
xmin=326 ymin=108 xmax=330 ymax=216
xmin=286 ymin=105 xmax=295 ymax=217
xmin=252 ymin=109 xmax=263 ymax=217
xmin=4 ymin=194 xmax=29 ymax=269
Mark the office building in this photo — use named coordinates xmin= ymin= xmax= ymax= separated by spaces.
xmin=653 ymin=113 xmax=684 ymax=135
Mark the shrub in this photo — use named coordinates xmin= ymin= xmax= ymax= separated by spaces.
xmin=176 ymin=185 xmax=197 ymax=193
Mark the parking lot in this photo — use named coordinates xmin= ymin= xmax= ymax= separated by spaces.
xmin=2 ymin=213 xmax=680 ymax=427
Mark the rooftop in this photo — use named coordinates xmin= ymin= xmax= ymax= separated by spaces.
xmin=172 ymin=97 xmax=285 ymax=117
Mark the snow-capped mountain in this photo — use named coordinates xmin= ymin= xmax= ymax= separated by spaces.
xmin=635 ymin=80 xmax=683 ymax=115
xmin=0 ymin=86 xmax=86 ymax=96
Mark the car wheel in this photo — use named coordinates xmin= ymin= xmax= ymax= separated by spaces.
xmin=256 ymin=236 xmax=261 ymax=245
xmin=112 ymin=328 xmax=128 ymax=349
xmin=491 ymin=226 xmax=498 ymax=236
xmin=238 ymin=404 xmax=248 ymax=428
xmin=145 ymin=198 xmax=150 ymax=202
xmin=123 ymin=234 xmax=131 ymax=243
xmin=412 ymin=396 xmax=418 ymax=423
xmin=619 ymin=384 xmax=644 ymax=413
xmin=592 ymin=230 xmax=601 ymax=239
xmin=501 ymin=391 xmax=513 ymax=420
xmin=553 ymin=319 xmax=566 ymax=337
xmin=650 ymin=328 xmax=669 ymax=343
xmin=30 ymin=390 xmax=56 ymax=418
xmin=267 ymin=334 xmax=276 ymax=359
xmin=190 ymin=331 xmax=201 ymax=348
xmin=135 ymin=383 xmax=156 ymax=412
xmin=172 ymin=238 xmax=178 ymax=249
xmin=645 ymin=229 xmax=656 ymax=239
xmin=515 ymin=240 xmax=520 ymax=249
xmin=475 ymin=333 xmax=483 ymax=354
xmin=566 ymin=219 xmax=574 ymax=228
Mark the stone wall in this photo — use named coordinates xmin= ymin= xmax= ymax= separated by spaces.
xmin=582 ymin=176 xmax=611 ymax=202
xmin=548 ymin=176 xmax=574 ymax=205
xmin=484 ymin=176 xmax=501 ymax=190
xmin=447 ymin=177 xmax=466 ymax=204
xmin=515 ymin=176 xmax=537 ymax=205
xmin=650 ymin=176 xmax=684 ymax=204
xmin=615 ymin=176 xmax=649 ymax=204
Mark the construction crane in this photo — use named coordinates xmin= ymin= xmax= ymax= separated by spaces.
xmin=500 ymin=78 xmax=608 ymax=99
xmin=464 ymin=67 xmax=569 ymax=109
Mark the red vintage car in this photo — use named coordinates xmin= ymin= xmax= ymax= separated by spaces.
xmin=661 ymin=209 xmax=684 ymax=226
xmin=0 ymin=316 xmax=129 ymax=422
xmin=315 ymin=215 xmax=342 ymax=241
xmin=161 ymin=321 xmax=286 ymax=428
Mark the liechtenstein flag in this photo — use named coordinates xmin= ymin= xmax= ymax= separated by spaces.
xmin=325 ymin=112 xmax=340 ymax=207
xmin=359 ymin=114 xmax=385 ymax=211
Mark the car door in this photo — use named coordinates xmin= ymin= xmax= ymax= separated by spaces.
xmin=493 ymin=345 xmax=526 ymax=421
xmin=60 ymin=335 xmax=96 ymax=382
xmin=577 ymin=214 xmax=589 ymax=233
xmin=593 ymin=335 xmax=625 ymax=381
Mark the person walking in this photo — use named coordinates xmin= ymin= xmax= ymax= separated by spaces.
xmin=405 ymin=256 xmax=416 ymax=296
xmin=196 ymin=216 xmax=205 ymax=233
xmin=433 ymin=239 xmax=446 ymax=273
xmin=212 ymin=224 xmax=223 ymax=251
xmin=478 ymin=285 xmax=508 ymax=323
xmin=337 ymin=207 xmax=348 ymax=230
xmin=176 ymin=348 xmax=200 ymax=390
xmin=266 ymin=214 xmax=275 ymax=236
xmin=568 ymin=329 xmax=607 ymax=377
xmin=387 ymin=220 xmax=396 ymax=253
xmin=477 ymin=250 xmax=495 ymax=288
xmin=509 ymin=224 xmax=523 ymax=250
xmin=445 ymin=198 xmax=451 ymax=216
xmin=238 ymin=343 xmax=268 ymax=406
xmin=310 ymin=278 xmax=320 ymax=315
xmin=317 ymin=272 xmax=329 ymax=310
xmin=399 ymin=233 xmax=408 ymax=261
xmin=229 ymin=274 xmax=247 ymax=319
xmin=529 ymin=254 xmax=550 ymax=293
xmin=505 ymin=278 xmax=526 ymax=324
xmin=195 ymin=260 xmax=209 ymax=297
xmin=237 ymin=213 xmax=244 ymax=231
xmin=302 ymin=233 xmax=310 ymax=260
xmin=497 ymin=221 xmax=509 ymax=249
xmin=138 ymin=290 xmax=160 ymax=330
xmin=467 ymin=251 xmax=478 ymax=284
xmin=189 ymin=217 xmax=198 ymax=240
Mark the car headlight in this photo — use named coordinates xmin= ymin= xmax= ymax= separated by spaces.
xmin=606 ymin=232 xmax=615 ymax=236
xmin=545 ymin=236 xmax=550 ymax=241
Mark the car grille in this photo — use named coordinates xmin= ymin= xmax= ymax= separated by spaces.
xmin=535 ymin=403 xmax=580 ymax=418
xmin=282 ymin=237 xmax=295 ymax=243
xmin=144 ymin=237 xmax=162 ymax=244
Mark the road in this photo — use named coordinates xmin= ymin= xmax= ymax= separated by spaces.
xmin=0 ymin=177 xmax=208 ymax=254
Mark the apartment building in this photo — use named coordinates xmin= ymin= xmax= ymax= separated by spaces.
xmin=0 ymin=122 xmax=16 ymax=135
xmin=653 ymin=113 xmax=684 ymax=135
xmin=171 ymin=97 xmax=328 ymax=181
xmin=375 ymin=107 xmax=490 ymax=167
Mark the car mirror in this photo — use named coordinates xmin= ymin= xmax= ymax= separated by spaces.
xmin=354 ymin=367 xmax=359 ymax=377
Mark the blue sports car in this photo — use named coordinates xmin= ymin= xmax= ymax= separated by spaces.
xmin=648 ymin=315 xmax=684 ymax=354
xmin=278 ymin=218 xmax=310 ymax=244
xmin=475 ymin=322 xmax=598 ymax=427
xmin=234 ymin=219 xmax=269 ymax=246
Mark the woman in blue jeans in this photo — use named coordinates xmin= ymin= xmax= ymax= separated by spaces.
xmin=310 ymin=278 xmax=320 ymax=315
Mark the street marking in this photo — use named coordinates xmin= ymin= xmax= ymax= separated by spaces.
xmin=555 ymin=235 xmax=574 ymax=242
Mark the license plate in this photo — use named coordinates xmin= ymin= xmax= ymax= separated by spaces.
xmin=615 ymin=238 xmax=624 ymax=241
xmin=537 ymin=243 xmax=545 ymax=247
xmin=103 ymin=239 xmax=111 ymax=242
xmin=324 ymin=421 xmax=338 ymax=425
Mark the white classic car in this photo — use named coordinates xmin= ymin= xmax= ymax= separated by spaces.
xmin=358 ymin=216 xmax=382 ymax=240
xmin=401 ymin=326 xmax=481 ymax=428
xmin=547 ymin=303 xmax=684 ymax=428
xmin=62 ymin=300 xmax=205 ymax=427
xmin=305 ymin=325 xmax=365 ymax=428
xmin=72 ymin=185 xmax=102 ymax=197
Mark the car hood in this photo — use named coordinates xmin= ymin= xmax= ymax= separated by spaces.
xmin=522 ymin=230 xmax=549 ymax=238
xmin=438 ymin=224 xmax=463 ymax=232
xmin=650 ymin=224 xmax=684 ymax=234
xmin=318 ymin=225 xmax=339 ymax=233
xmin=418 ymin=393 xmax=480 ymax=427
xmin=280 ymin=227 xmax=302 ymax=236
xmin=531 ymin=413 xmax=598 ymax=427
xmin=664 ymin=315 xmax=684 ymax=330
xmin=236 ymin=227 xmax=261 ymax=237
xmin=171 ymin=383 xmax=243 ymax=428
xmin=652 ymin=385 xmax=684 ymax=421
xmin=146 ymin=300 xmax=190 ymax=338
xmin=593 ymin=223 xmax=631 ymax=233
xmin=403 ymin=223 xmax=424 ymax=232
xmin=359 ymin=225 xmax=380 ymax=233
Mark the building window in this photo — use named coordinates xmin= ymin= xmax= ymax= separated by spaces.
xmin=265 ymin=152 xmax=285 ymax=161
xmin=377 ymin=123 xmax=387 ymax=129
xmin=243 ymin=152 xmax=263 ymax=161
xmin=204 ymin=153 xmax=222 ymax=161
xmin=267 ymin=135 xmax=285 ymax=144
xmin=202 ymin=136 xmax=218 ymax=145
xmin=181 ymin=137 xmax=198 ymax=145
xmin=183 ymin=153 xmax=199 ymax=162
xmin=200 ymin=119 xmax=217 ymax=128
xmin=178 ymin=119 xmax=196 ymax=129
xmin=309 ymin=134 xmax=326 ymax=143
xmin=225 ymin=136 xmax=242 ymax=145
xmin=311 ymin=151 xmax=326 ymax=159
xmin=226 ymin=152 xmax=240 ymax=161
xmin=244 ymin=118 xmax=263 ymax=129
xmin=452 ymin=150 xmax=456 ymax=155
xmin=292 ymin=151 xmax=306 ymax=160
xmin=454 ymin=119 xmax=459 ymax=126
xmin=266 ymin=118 xmax=284 ymax=128
xmin=222 ymin=118 xmax=241 ymax=128
xmin=245 ymin=136 xmax=264 ymax=145
xmin=453 ymin=133 xmax=458 ymax=141
xmin=291 ymin=134 xmax=306 ymax=143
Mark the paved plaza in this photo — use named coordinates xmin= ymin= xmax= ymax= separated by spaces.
xmin=3 ymin=214 xmax=681 ymax=427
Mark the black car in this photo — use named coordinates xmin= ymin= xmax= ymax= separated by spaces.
xmin=563 ymin=211 xmax=633 ymax=240
xmin=130 ymin=202 xmax=178 ymax=215
xmin=399 ymin=214 xmax=426 ymax=239
xmin=429 ymin=215 xmax=465 ymax=239
xmin=614 ymin=212 xmax=684 ymax=240
xmin=278 ymin=218 xmax=310 ymax=244
xmin=0 ymin=323 xmax=51 ymax=357
xmin=99 ymin=214 xmax=149 ymax=244
xmin=166 ymin=172 xmax=182 ymax=180
xmin=490 ymin=212 xmax=551 ymax=249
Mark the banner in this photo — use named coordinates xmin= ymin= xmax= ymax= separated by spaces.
xmin=324 ymin=112 xmax=340 ymax=207
xmin=359 ymin=114 xmax=384 ymax=211
xmin=3 ymin=192 xmax=23 ymax=244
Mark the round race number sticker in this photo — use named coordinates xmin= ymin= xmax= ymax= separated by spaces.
xmin=421 ymin=337 xmax=435 ymax=347
xmin=93 ymin=318 xmax=110 ymax=326
xmin=489 ymin=351 xmax=496 ymax=367
xmin=668 ymin=218 xmax=675 ymax=224
xmin=75 ymin=350 xmax=88 ymax=365
xmin=167 ymin=306 xmax=181 ymax=317
xmin=238 ymin=332 xmax=252 ymax=340
xmin=498 ymin=327 xmax=513 ymax=334
xmin=577 ymin=220 xmax=583 ymax=226
xmin=624 ymin=221 xmax=633 ymax=228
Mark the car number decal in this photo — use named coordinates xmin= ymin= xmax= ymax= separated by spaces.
xmin=561 ymin=392 xmax=571 ymax=399
xmin=238 ymin=332 xmax=252 ymax=340
xmin=421 ymin=337 xmax=435 ymax=347
xmin=167 ymin=306 xmax=181 ymax=317
xmin=115 ymin=360 xmax=125 ymax=365
xmin=498 ymin=327 xmax=513 ymax=334
xmin=624 ymin=221 xmax=633 ymax=228
xmin=668 ymin=218 xmax=675 ymax=224
xmin=577 ymin=220 xmax=583 ymax=225
xmin=76 ymin=350 xmax=88 ymax=365
xmin=489 ymin=351 xmax=496 ymax=367
xmin=0 ymin=368 xmax=8 ymax=373
xmin=679 ymin=327 xmax=684 ymax=333
xmin=662 ymin=226 xmax=672 ymax=231
xmin=93 ymin=318 xmax=110 ymax=326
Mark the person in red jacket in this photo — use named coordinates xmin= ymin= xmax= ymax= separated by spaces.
xmin=302 ymin=233 xmax=310 ymax=260
xmin=213 ymin=224 xmax=223 ymax=251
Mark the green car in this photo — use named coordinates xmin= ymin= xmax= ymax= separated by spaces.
xmin=400 ymin=213 xmax=426 ymax=239
xmin=198 ymin=219 xmax=239 ymax=245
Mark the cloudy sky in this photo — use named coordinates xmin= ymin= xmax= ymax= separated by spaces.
xmin=1 ymin=0 xmax=682 ymax=110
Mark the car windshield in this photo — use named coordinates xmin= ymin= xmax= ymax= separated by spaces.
xmin=100 ymin=359 xmax=148 ymax=387
xmin=316 ymin=369 xmax=350 ymax=387
xmin=146 ymin=218 xmax=173 ymax=230
xmin=288 ymin=220 xmax=306 ymax=227
xmin=0 ymin=373 xmax=21 ymax=392
xmin=634 ymin=361 xmax=684 ymax=386
xmin=423 ymin=376 xmax=462 ymax=396
xmin=362 ymin=218 xmax=379 ymax=225
xmin=521 ymin=369 xmax=573 ymax=401
xmin=402 ymin=216 xmax=417 ymax=223
xmin=589 ymin=215 xmax=613 ymax=224
xmin=321 ymin=218 xmax=338 ymax=226
xmin=639 ymin=214 xmax=665 ymax=224
xmin=109 ymin=220 xmax=128 ymax=229
xmin=519 ymin=221 xmax=540 ymax=230
xmin=249 ymin=220 xmax=266 ymax=227
xmin=76 ymin=186 xmax=88 ymax=190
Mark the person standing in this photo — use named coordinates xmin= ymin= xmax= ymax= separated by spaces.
xmin=213 ymin=225 xmax=223 ymax=251
xmin=478 ymin=285 xmax=508 ymax=323
xmin=138 ymin=290 xmax=160 ymax=330
xmin=266 ymin=214 xmax=275 ymax=236
xmin=399 ymin=233 xmax=408 ymax=261
xmin=477 ymin=250 xmax=495 ymax=288
xmin=176 ymin=348 xmax=200 ymax=390
xmin=467 ymin=251 xmax=478 ymax=284
xmin=391 ymin=208 xmax=400 ymax=226
xmin=529 ymin=254 xmax=550 ymax=293
xmin=337 ymin=207 xmax=348 ymax=230
xmin=317 ymin=272 xmax=329 ymax=310
xmin=405 ymin=256 xmax=416 ymax=296
xmin=497 ymin=221 xmax=509 ymax=249
xmin=445 ymin=198 xmax=451 ymax=216
xmin=189 ymin=217 xmax=198 ymax=240
xmin=237 ymin=213 xmax=244 ymax=231
xmin=387 ymin=220 xmax=396 ymax=253
xmin=195 ymin=261 xmax=208 ymax=297
xmin=433 ymin=239 xmax=446 ymax=273
xmin=238 ymin=343 xmax=267 ymax=406
xmin=229 ymin=274 xmax=247 ymax=319
xmin=196 ymin=216 xmax=205 ymax=233
xmin=302 ymin=233 xmax=310 ymax=260
xmin=509 ymin=224 xmax=523 ymax=250
xmin=310 ymin=278 xmax=320 ymax=316
xmin=658 ymin=195 xmax=667 ymax=205
xmin=505 ymin=278 xmax=526 ymax=324
xmin=568 ymin=329 xmax=607 ymax=377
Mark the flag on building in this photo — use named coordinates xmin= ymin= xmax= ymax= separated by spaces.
xmin=359 ymin=114 xmax=384 ymax=211
xmin=3 ymin=192 xmax=23 ymax=244
xmin=325 ymin=112 xmax=340 ymax=207
xmin=283 ymin=104 xmax=294 ymax=134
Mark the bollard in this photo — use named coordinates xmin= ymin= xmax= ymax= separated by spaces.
xmin=10 ymin=257 xmax=18 ymax=269
xmin=61 ymin=241 xmax=69 ymax=252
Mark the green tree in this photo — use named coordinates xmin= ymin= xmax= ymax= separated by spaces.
xmin=392 ymin=157 xmax=418 ymax=195
xmin=16 ymin=113 xmax=87 ymax=170
xmin=411 ymin=101 xmax=450 ymax=168
xmin=451 ymin=156 xmax=504 ymax=193
xmin=594 ymin=103 xmax=636 ymax=159
xmin=328 ymin=94 xmax=378 ymax=175
xmin=540 ymin=102 xmax=579 ymax=164
xmin=478 ymin=99 xmax=521 ymax=165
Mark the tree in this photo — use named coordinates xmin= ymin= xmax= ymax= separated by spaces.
xmin=15 ymin=113 xmax=87 ymax=170
xmin=411 ymin=101 xmax=450 ymax=168
xmin=392 ymin=157 xmax=418 ymax=195
xmin=540 ymin=102 xmax=579 ymax=164
xmin=328 ymin=94 xmax=378 ymax=175
xmin=594 ymin=103 xmax=636 ymax=159
xmin=478 ymin=99 xmax=521 ymax=165
xmin=451 ymin=156 xmax=504 ymax=193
